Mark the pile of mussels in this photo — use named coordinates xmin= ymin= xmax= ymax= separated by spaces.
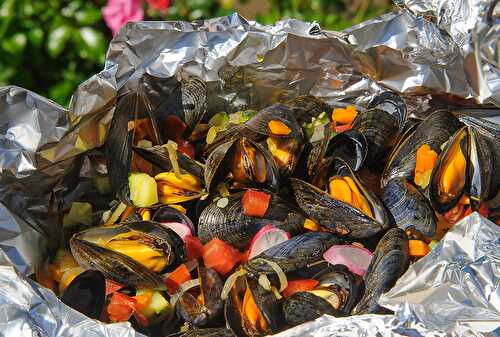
xmin=37 ymin=79 xmax=499 ymax=337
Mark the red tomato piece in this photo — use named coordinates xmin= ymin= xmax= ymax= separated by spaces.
xmin=165 ymin=264 xmax=192 ymax=294
xmin=334 ymin=123 xmax=352 ymax=133
xmin=107 ymin=292 xmax=137 ymax=322
xmin=185 ymin=235 xmax=204 ymax=261
xmin=134 ymin=311 xmax=150 ymax=326
xmin=478 ymin=204 xmax=489 ymax=217
xmin=202 ymin=238 xmax=242 ymax=276
xmin=282 ymin=279 xmax=319 ymax=299
xmin=105 ymin=279 xmax=124 ymax=296
xmin=177 ymin=140 xmax=195 ymax=159
xmin=242 ymin=190 xmax=271 ymax=218
xmin=163 ymin=115 xmax=187 ymax=141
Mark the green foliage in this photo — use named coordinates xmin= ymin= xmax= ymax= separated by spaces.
xmin=0 ymin=0 xmax=391 ymax=107
xmin=0 ymin=0 xmax=110 ymax=106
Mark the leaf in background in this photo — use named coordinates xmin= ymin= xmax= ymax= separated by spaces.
xmin=2 ymin=33 xmax=27 ymax=55
xmin=47 ymin=25 xmax=72 ymax=58
xmin=75 ymin=6 xmax=102 ymax=25
xmin=28 ymin=27 xmax=44 ymax=47
xmin=75 ymin=27 xmax=106 ymax=63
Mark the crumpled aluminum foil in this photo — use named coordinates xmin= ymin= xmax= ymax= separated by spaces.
xmin=0 ymin=1 xmax=499 ymax=336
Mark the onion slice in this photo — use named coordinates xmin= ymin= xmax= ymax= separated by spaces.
xmin=251 ymin=258 xmax=288 ymax=292
xmin=159 ymin=222 xmax=192 ymax=239
xmin=169 ymin=278 xmax=200 ymax=307
xmin=248 ymin=225 xmax=290 ymax=260
xmin=323 ymin=244 xmax=373 ymax=276
xmin=220 ymin=269 xmax=247 ymax=300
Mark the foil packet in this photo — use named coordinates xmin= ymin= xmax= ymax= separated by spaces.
xmin=0 ymin=1 xmax=499 ymax=336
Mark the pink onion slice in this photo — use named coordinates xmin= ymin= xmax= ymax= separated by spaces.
xmin=323 ymin=244 xmax=373 ymax=276
xmin=248 ymin=225 xmax=290 ymax=259
xmin=160 ymin=222 xmax=192 ymax=240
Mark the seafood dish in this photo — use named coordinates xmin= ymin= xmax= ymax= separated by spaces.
xmin=36 ymin=83 xmax=499 ymax=337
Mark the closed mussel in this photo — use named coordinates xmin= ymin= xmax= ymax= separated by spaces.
xmin=70 ymin=221 xmax=186 ymax=288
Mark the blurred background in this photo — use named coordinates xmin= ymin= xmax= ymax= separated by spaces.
xmin=0 ymin=0 xmax=394 ymax=106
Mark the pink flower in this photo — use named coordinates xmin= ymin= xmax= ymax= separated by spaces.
xmin=146 ymin=0 xmax=170 ymax=11
xmin=103 ymin=0 xmax=144 ymax=36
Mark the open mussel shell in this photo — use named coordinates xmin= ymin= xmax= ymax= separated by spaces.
xmin=70 ymin=221 xmax=186 ymax=288
xmin=282 ymin=291 xmax=340 ymax=327
xmin=173 ymin=328 xmax=236 ymax=337
xmin=197 ymin=191 xmax=306 ymax=250
xmin=245 ymin=232 xmax=339 ymax=275
xmin=177 ymin=267 xmax=223 ymax=327
xmin=225 ymin=275 xmax=282 ymax=336
xmin=382 ymin=110 xmax=462 ymax=188
xmin=204 ymin=137 xmax=280 ymax=192
xmin=286 ymin=95 xmax=331 ymax=126
xmin=153 ymin=205 xmax=196 ymax=234
xmin=352 ymin=228 xmax=409 ymax=315
xmin=307 ymin=129 xmax=368 ymax=188
xmin=429 ymin=126 xmax=493 ymax=213
xmin=367 ymin=92 xmax=407 ymax=129
xmin=61 ymin=270 xmax=105 ymax=319
xmin=382 ymin=177 xmax=437 ymax=237
xmin=133 ymin=145 xmax=205 ymax=180
xmin=291 ymin=162 xmax=390 ymax=239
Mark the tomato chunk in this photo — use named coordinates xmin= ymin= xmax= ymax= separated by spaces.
xmin=242 ymin=190 xmax=271 ymax=218
xmin=202 ymin=238 xmax=242 ymax=276
xmin=165 ymin=264 xmax=192 ymax=294
xmin=282 ymin=279 xmax=319 ymax=299
xmin=184 ymin=235 xmax=204 ymax=261
xmin=105 ymin=279 xmax=125 ymax=296
xmin=163 ymin=115 xmax=187 ymax=141
xmin=107 ymin=292 xmax=137 ymax=322
xmin=177 ymin=140 xmax=195 ymax=159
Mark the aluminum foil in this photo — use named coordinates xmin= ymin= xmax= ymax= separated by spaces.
xmin=0 ymin=1 xmax=499 ymax=336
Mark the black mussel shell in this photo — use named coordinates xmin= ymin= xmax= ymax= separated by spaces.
xmin=382 ymin=110 xmax=462 ymax=188
xmin=61 ymin=270 xmax=105 ymax=319
xmin=153 ymin=205 xmax=196 ymax=234
xmin=172 ymin=328 xmax=236 ymax=337
xmin=383 ymin=177 xmax=437 ymax=237
xmin=282 ymin=291 xmax=340 ymax=327
xmin=197 ymin=191 xmax=306 ymax=250
xmin=352 ymin=228 xmax=409 ymax=315
xmin=245 ymin=232 xmax=339 ymax=275
xmin=286 ymin=95 xmax=331 ymax=126
xmin=368 ymin=92 xmax=407 ymax=129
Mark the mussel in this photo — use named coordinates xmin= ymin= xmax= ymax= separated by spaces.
xmin=307 ymin=129 xmax=368 ymax=187
xmin=429 ymin=126 xmax=494 ymax=213
xmin=224 ymin=275 xmax=282 ymax=336
xmin=70 ymin=221 xmax=186 ymax=288
xmin=173 ymin=328 xmax=236 ymax=337
xmin=382 ymin=177 xmax=437 ymax=237
xmin=245 ymin=104 xmax=304 ymax=176
xmin=61 ymin=270 xmax=105 ymax=319
xmin=352 ymin=92 xmax=407 ymax=165
xmin=245 ymin=232 xmax=339 ymax=275
xmin=282 ymin=265 xmax=362 ymax=326
xmin=153 ymin=205 xmax=196 ymax=234
xmin=291 ymin=160 xmax=390 ymax=239
xmin=381 ymin=110 xmax=462 ymax=188
xmin=197 ymin=191 xmax=306 ymax=250
xmin=204 ymin=137 xmax=280 ymax=192
xmin=176 ymin=267 xmax=224 ymax=326
xmin=286 ymin=95 xmax=331 ymax=126
xmin=352 ymin=228 xmax=409 ymax=315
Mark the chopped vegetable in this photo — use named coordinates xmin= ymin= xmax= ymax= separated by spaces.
xmin=323 ymin=244 xmax=373 ymax=276
xmin=135 ymin=290 xmax=172 ymax=324
xmin=333 ymin=123 xmax=352 ymax=133
xmin=332 ymin=105 xmax=358 ymax=125
xmin=93 ymin=175 xmax=112 ymax=195
xmin=206 ymin=126 xmax=222 ymax=144
xmin=428 ymin=240 xmax=439 ymax=250
xmin=202 ymin=238 xmax=242 ymax=275
xmin=414 ymin=144 xmax=438 ymax=188
xmin=303 ymin=218 xmax=319 ymax=231
xmin=105 ymin=279 xmax=124 ymax=296
xmin=184 ymin=235 xmax=204 ymax=261
xmin=177 ymin=140 xmax=195 ymax=159
xmin=408 ymin=240 xmax=430 ymax=257
xmin=242 ymin=190 xmax=271 ymax=217
xmin=209 ymin=112 xmax=230 ymax=127
xmin=134 ymin=292 xmax=153 ymax=312
xmin=160 ymin=222 xmax=192 ymax=239
xmin=63 ymin=202 xmax=93 ymax=227
xmin=163 ymin=115 xmax=187 ymax=141
xmin=107 ymin=292 xmax=137 ymax=322
xmin=248 ymin=225 xmax=290 ymax=259
xmin=268 ymin=120 xmax=291 ymax=135
xmin=282 ymin=279 xmax=319 ymax=299
xmin=129 ymin=173 xmax=159 ymax=207
xmin=165 ymin=264 xmax=192 ymax=294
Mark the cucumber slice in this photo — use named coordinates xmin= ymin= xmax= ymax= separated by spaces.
xmin=63 ymin=202 xmax=93 ymax=227
xmin=137 ymin=290 xmax=173 ymax=325
xmin=129 ymin=173 xmax=158 ymax=207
